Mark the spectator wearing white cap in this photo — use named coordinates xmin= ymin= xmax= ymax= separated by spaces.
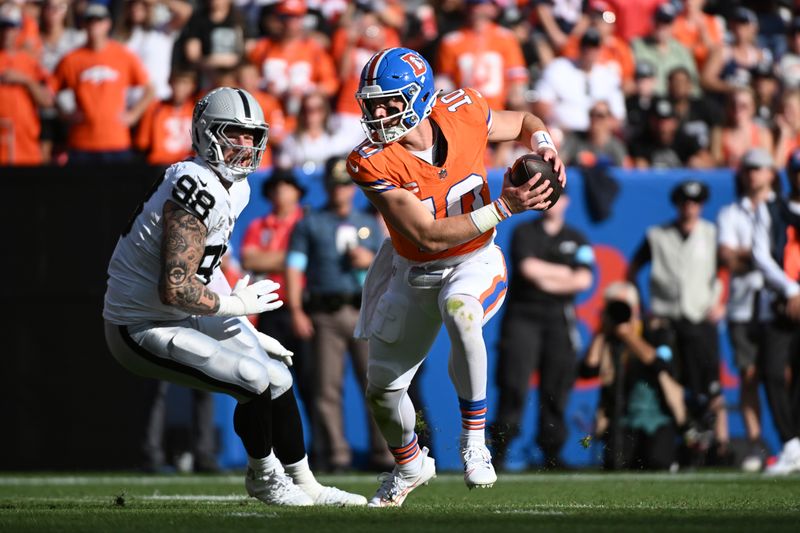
xmin=750 ymin=147 xmax=800 ymax=475
xmin=717 ymin=147 xmax=780 ymax=472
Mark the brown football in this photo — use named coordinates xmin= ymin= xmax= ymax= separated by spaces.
xmin=508 ymin=153 xmax=562 ymax=208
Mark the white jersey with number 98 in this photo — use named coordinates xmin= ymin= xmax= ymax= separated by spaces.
xmin=103 ymin=157 xmax=250 ymax=325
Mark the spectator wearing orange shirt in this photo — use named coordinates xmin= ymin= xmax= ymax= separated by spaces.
xmin=561 ymin=0 xmax=636 ymax=95
xmin=712 ymin=86 xmax=773 ymax=169
xmin=52 ymin=3 xmax=154 ymax=164
xmin=672 ymin=0 xmax=724 ymax=73
xmin=236 ymin=61 xmax=286 ymax=170
xmin=602 ymin=0 xmax=663 ymax=42
xmin=330 ymin=2 xmax=398 ymax=149
xmin=135 ymin=68 xmax=196 ymax=166
xmin=248 ymin=0 xmax=338 ymax=130
xmin=436 ymin=0 xmax=528 ymax=111
xmin=38 ymin=0 xmax=86 ymax=164
xmin=205 ymin=61 xmax=287 ymax=170
xmin=773 ymin=89 xmax=800 ymax=167
xmin=0 ymin=2 xmax=53 ymax=166
xmin=14 ymin=0 xmax=42 ymax=55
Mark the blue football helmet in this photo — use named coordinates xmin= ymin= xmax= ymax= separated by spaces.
xmin=356 ymin=47 xmax=438 ymax=144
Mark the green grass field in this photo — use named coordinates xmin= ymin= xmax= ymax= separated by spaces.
xmin=1 ymin=471 xmax=798 ymax=532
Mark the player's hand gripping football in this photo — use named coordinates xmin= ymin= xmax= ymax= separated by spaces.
xmin=499 ymin=168 xmax=554 ymax=213
xmin=537 ymin=146 xmax=567 ymax=191
xmin=216 ymin=275 xmax=284 ymax=317
xmin=255 ymin=331 xmax=294 ymax=367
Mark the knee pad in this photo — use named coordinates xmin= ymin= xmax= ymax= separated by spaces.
xmin=372 ymin=292 xmax=408 ymax=344
xmin=169 ymin=329 xmax=270 ymax=395
xmin=266 ymin=358 xmax=293 ymax=399
xmin=169 ymin=329 xmax=218 ymax=367
xmin=366 ymin=385 xmax=403 ymax=413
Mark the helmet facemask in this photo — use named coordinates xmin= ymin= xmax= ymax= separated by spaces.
xmin=192 ymin=87 xmax=270 ymax=183
xmin=357 ymin=82 xmax=431 ymax=144
xmin=209 ymin=121 xmax=268 ymax=181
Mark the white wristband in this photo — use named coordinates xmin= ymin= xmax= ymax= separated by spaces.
xmin=215 ymin=294 xmax=246 ymax=317
xmin=470 ymin=199 xmax=512 ymax=234
xmin=532 ymin=130 xmax=557 ymax=154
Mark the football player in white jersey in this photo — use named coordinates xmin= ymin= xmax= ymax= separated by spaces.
xmin=103 ymin=87 xmax=366 ymax=507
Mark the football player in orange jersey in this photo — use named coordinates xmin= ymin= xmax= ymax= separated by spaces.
xmin=347 ymin=47 xmax=565 ymax=507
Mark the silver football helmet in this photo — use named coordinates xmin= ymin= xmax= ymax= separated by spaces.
xmin=192 ymin=87 xmax=269 ymax=183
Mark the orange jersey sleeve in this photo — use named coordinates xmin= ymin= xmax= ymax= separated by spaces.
xmin=347 ymin=88 xmax=494 ymax=262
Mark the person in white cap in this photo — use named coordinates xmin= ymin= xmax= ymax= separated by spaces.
xmin=717 ymin=147 xmax=781 ymax=472
xmin=751 ymin=147 xmax=800 ymax=475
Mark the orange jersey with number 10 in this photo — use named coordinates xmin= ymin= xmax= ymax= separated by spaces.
xmin=347 ymin=88 xmax=494 ymax=262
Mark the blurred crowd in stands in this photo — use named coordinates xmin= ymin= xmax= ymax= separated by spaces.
xmin=5 ymin=0 xmax=800 ymax=474
xmin=2 ymin=0 xmax=800 ymax=171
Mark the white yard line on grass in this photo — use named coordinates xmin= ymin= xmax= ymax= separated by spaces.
xmin=0 ymin=472 xmax=776 ymax=486
xmin=141 ymin=494 xmax=246 ymax=501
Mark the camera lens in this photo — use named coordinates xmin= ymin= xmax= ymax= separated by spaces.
xmin=605 ymin=300 xmax=632 ymax=325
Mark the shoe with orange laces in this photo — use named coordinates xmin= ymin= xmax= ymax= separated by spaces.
xmin=367 ymin=447 xmax=436 ymax=507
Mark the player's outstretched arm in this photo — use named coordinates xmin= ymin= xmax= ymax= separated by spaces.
xmin=365 ymin=177 xmax=552 ymax=254
xmin=489 ymin=109 xmax=566 ymax=190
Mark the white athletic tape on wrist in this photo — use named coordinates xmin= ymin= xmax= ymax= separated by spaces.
xmin=532 ymin=130 xmax=557 ymax=154
xmin=470 ymin=198 xmax=512 ymax=234
xmin=216 ymin=294 xmax=246 ymax=317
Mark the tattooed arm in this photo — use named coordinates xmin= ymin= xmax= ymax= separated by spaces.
xmin=158 ymin=200 xmax=221 ymax=314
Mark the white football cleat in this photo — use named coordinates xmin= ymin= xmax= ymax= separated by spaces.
xmin=368 ymin=447 xmax=436 ymax=508
xmin=462 ymin=443 xmax=497 ymax=489
xmin=765 ymin=437 xmax=800 ymax=476
xmin=308 ymin=485 xmax=368 ymax=506
xmin=245 ymin=467 xmax=314 ymax=506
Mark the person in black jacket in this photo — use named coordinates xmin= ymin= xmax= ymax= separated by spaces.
xmin=751 ymin=147 xmax=800 ymax=475
xmin=489 ymin=192 xmax=594 ymax=470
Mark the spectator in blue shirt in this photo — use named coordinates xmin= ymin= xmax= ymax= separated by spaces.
xmin=284 ymin=155 xmax=393 ymax=473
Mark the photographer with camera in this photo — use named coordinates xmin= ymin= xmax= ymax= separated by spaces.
xmin=581 ymin=282 xmax=687 ymax=471
xmin=627 ymin=179 xmax=729 ymax=467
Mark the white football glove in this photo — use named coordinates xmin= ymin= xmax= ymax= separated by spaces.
xmin=215 ymin=275 xmax=283 ymax=317
xmin=256 ymin=331 xmax=294 ymax=367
